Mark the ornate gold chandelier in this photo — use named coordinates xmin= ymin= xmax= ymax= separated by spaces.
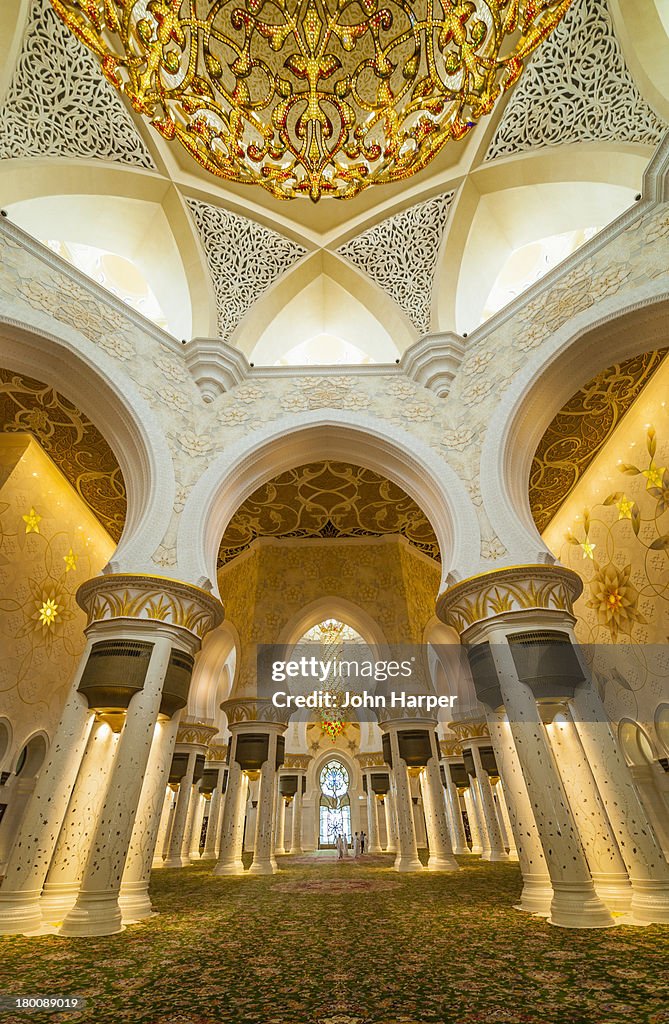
xmin=51 ymin=0 xmax=573 ymax=200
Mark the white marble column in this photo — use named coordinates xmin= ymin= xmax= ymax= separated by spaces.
xmin=463 ymin=787 xmax=482 ymax=855
xmin=490 ymin=638 xmax=613 ymax=929
xmin=40 ymin=719 xmax=120 ymax=921
xmin=188 ymin=788 xmax=206 ymax=861
xmin=487 ymin=713 xmax=553 ymax=916
xmin=629 ymin=763 xmax=669 ymax=860
xmin=275 ymin=795 xmax=286 ymax=856
xmin=214 ymin=735 xmax=246 ymax=876
xmin=201 ymin=766 xmax=226 ymax=861
xmin=387 ymin=728 xmax=422 ymax=872
xmin=571 ymin=684 xmax=669 ymax=924
xmin=152 ymin=786 xmax=175 ymax=869
xmin=421 ymin=760 xmax=459 ymax=871
xmin=441 ymin=762 xmax=471 ymax=854
xmin=470 ymin=744 xmax=508 ymax=861
xmin=492 ymin=778 xmax=519 ymax=861
xmin=0 ymin=643 xmax=95 ymax=935
xmin=60 ymin=635 xmax=175 ymax=937
xmin=290 ymin=776 xmax=304 ymax=854
xmin=470 ymin=781 xmax=489 ymax=855
xmin=164 ymin=751 xmax=196 ymax=869
xmin=364 ymin=774 xmax=382 ymax=854
xmin=119 ymin=712 xmax=181 ymax=921
xmin=250 ymin=731 xmax=279 ymax=875
xmin=547 ymin=710 xmax=632 ymax=913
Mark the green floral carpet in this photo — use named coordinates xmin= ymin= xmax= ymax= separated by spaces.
xmin=0 ymin=854 xmax=667 ymax=1024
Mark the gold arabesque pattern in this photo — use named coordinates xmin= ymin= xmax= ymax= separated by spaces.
xmin=0 ymin=369 xmax=127 ymax=542
xmin=529 ymin=351 xmax=667 ymax=534
xmin=50 ymin=0 xmax=572 ymax=201
xmin=219 ymin=461 xmax=440 ymax=565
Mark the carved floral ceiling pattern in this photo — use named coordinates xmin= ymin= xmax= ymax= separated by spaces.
xmin=529 ymin=350 xmax=668 ymax=534
xmin=218 ymin=461 xmax=441 ymax=566
xmin=0 ymin=370 xmax=127 ymax=542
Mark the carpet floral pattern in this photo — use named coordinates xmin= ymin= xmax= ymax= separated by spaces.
xmin=0 ymin=856 xmax=667 ymax=1024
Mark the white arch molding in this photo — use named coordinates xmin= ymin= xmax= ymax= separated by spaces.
xmin=277 ymin=596 xmax=390 ymax=654
xmin=480 ymin=286 xmax=669 ymax=564
xmin=0 ymin=316 xmax=177 ymax=572
xmin=176 ymin=411 xmax=481 ymax=594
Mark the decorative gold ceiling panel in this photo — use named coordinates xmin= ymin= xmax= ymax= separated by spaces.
xmin=529 ymin=350 xmax=668 ymax=534
xmin=218 ymin=460 xmax=440 ymax=565
xmin=0 ymin=370 xmax=127 ymax=542
xmin=50 ymin=0 xmax=573 ymax=201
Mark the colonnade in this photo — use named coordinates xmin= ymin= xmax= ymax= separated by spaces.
xmin=1 ymin=564 xmax=668 ymax=937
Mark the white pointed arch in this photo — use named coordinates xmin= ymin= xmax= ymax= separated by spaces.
xmin=176 ymin=410 xmax=481 ymax=593
xmin=187 ymin=621 xmax=238 ymax=725
xmin=0 ymin=316 xmax=176 ymax=572
xmin=480 ymin=286 xmax=669 ymax=565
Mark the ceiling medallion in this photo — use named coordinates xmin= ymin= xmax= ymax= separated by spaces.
xmin=50 ymin=0 xmax=573 ymax=201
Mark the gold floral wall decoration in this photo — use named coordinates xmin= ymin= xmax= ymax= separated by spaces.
xmin=529 ymin=350 xmax=667 ymax=532
xmin=218 ymin=461 xmax=440 ymax=566
xmin=0 ymin=369 xmax=127 ymax=541
xmin=562 ymin=427 xmax=669 ymax=643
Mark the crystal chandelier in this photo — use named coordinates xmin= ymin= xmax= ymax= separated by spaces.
xmin=51 ymin=0 xmax=573 ymax=200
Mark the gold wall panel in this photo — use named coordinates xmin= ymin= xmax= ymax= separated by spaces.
xmin=529 ymin=351 xmax=667 ymax=533
xmin=218 ymin=461 xmax=440 ymax=566
xmin=0 ymin=369 xmax=127 ymax=542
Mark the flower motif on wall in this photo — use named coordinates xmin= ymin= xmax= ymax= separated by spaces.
xmin=481 ymin=537 xmax=508 ymax=560
xmin=586 ymin=562 xmax=647 ymax=640
xmin=461 ymin=379 xmax=494 ymax=406
xmin=22 ymin=507 xmax=42 ymax=533
xmin=218 ymin=406 xmax=251 ymax=426
xmin=232 ymin=384 xmax=266 ymax=404
xmin=439 ymin=427 xmax=476 ymax=452
xmin=462 ymin=351 xmax=494 ymax=377
xmin=386 ymin=380 xmax=418 ymax=399
xmin=154 ymin=354 xmax=188 ymax=382
xmin=399 ymin=401 xmax=434 ymax=422
xmin=176 ymin=430 xmax=214 ymax=458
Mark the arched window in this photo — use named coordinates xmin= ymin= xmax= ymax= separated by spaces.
xmin=319 ymin=759 xmax=351 ymax=847
xmin=295 ymin=619 xmax=367 ymax=740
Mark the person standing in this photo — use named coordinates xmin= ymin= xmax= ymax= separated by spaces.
xmin=360 ymin=831 xmax=366 ymax=855
xmin=353 ymin=831 xmax=361 ymax=857
xmin=336 ymin=833 xmax=343 ymax=860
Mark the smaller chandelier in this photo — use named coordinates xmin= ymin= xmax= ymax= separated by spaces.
xmin=51 ymin=0 xmax=573 ymax=200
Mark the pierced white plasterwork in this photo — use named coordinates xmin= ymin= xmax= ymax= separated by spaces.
xmin=486 ymin=0 xmax=666 ymax=161
xmin=186 ymin=198 xmax=307 ymax=341
xmin=336 ymin=192 xmax=454 ymax=335
xmin=0 ymin=0 xmax=155 ymax=167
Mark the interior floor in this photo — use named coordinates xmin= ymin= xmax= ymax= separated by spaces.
xmin=0 ymin=855 xmax=666 ymax=1024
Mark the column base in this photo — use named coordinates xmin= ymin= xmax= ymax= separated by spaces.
xmin=0 ymin=891 xmax=43 ymax=935
xmin=119 ymin=882 xmax=153 ymax=923
xmin=514 ymin=874 xmax=553 ymax=916
xmin=507 ymin=850 xmax=520 ymax=862
xmin=199 ymin=852 xmax=217 ymax=862
xmin=549 ymin=883 xmax=615 ymax=929
xmin=452 ymin=844 xmax=473 ymax=855
xmin=249 ymin=860 xmax=275 ymax=875
xmin=482 ymin=851 xmax=510 ymax=862
xmin=40 ymin=882 xmax=79 ymax=922
xmin=212 ymin=860 xmax=245 ymax=876
xmin=394 ymin=856 xmax=423 ymax=872
xmin=60 ymin=893 xmax=124 ymax=937
xmin=470 ymin=845 xmax=483 ymax=855
xmin=367 ymin=845 xmax=382 ymax=854
xmin=188 ymin=853 xmax=202 ymax=863
xmin=384 ymin=845 xmax=397 ymax=854
xmin=162 ymin=856 xmax=190 ymax=869
xmin=592 ymin=873 xmax=633 ymax=914
xmin=289 ymin=847 xmax=303 ymax=855
xmin=427 ymin=856 xmax=460 ymax=872
xmin=151 ymin=857 xmax=166 ymax=870
xmin=631 ymin=880 xmax=669 ymax=925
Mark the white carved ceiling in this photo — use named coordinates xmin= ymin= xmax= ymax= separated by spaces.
xmin=0 ymin=0 xmax=666 ymax=347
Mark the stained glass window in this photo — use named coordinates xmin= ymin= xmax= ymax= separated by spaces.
xmin=319 ymin=759 xmax=351 ymax=846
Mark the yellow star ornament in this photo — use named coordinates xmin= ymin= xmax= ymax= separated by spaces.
xmin=581 ymin=540 xmax=596 ymax=560
xmin=615 ymin=496 xmax=634 ymax=520
xmin=38 ymin=598 xmax=59 ymax=628
xmin=22 ymin=507 xmax=42 ymax=533
xmin=63 ymin=549 xmax=77 ymax=572
xmin=644 ymin=465 xmax=667 ymax=490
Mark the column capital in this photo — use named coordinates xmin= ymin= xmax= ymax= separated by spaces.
xmin=448 ymin=719 xmax=490 ymax=744
xmin=175 ymin=720 xmax=219 ymax=750
xmin=221 ymin=698 xmax=290 ymax=728
xmin=439 ymin=739 xmax=463 ymax=759
xmin=436 ymin=564 xmax=582 ymax=638
xmin=356 ymin=753 xmax=386 ymax=770
xmin=206 ymin=742 xmax=229 ymax=765
xmin=377 ymin=710 xmax=439 ymax=729
xmin=76 ymin=573 xmax=224 ymax=650
xmin=282 ymin=753 xmax=311 ymax=771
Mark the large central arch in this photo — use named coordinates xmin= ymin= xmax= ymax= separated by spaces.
xmin=177 ymin=410 xmax=481 ymax=593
